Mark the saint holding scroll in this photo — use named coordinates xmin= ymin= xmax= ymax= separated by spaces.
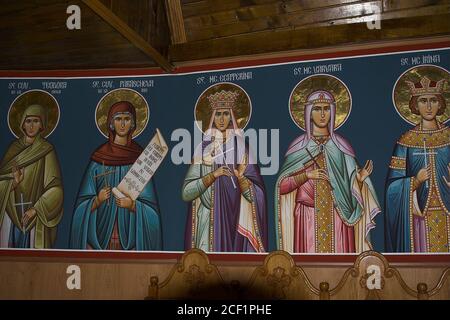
xmin=70 ymin=90 xmax=164 ymax=251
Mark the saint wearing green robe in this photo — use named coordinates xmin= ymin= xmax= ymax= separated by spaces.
xmin=0 ymin=104 xmax=63 ymax=248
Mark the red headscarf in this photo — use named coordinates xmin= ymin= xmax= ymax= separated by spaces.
xmin=91 ymin=101 xmax=143 ymax=166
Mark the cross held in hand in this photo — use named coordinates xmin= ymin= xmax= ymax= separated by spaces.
xmin=413 ymin=138 xmax=437 ymax=188
xmin=93 ymin=162 xmax=116 ymax=206
xmin=215 ymin=142 xmax=237 ymax=189
xmin=93 ymin=162 xmax=116 ymax=187
xmin=304 ymin=147 xmax=334 ymax=191
xmin=14 ymin=193 xmax=32 ymax=233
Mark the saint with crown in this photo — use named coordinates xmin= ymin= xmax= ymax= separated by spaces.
xmin=386 ymin=66 xmax=450 ymax=253
xmin=182 ymin=83 xmax=268 ymax=253
xmin=275 ymin=75 xmax=381 ymax=253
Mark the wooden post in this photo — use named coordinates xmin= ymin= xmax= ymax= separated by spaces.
xmin=417 ymin=283 xmax=429 ymax=300
xmin=319 ymin=282 xmax=330 ymax=300
xmin=145 ymin=276 xmax=159 ymax=300
xmin=166 ymin=0 xmax=187 ymax=44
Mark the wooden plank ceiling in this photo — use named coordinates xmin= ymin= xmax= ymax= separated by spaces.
xmin=0 ymin=0 xmax=448 ymax=71
xmin=0 ymin=0 xmax=170 ymax=70
xmin=171 ymin=0 xmax=450 ymax=61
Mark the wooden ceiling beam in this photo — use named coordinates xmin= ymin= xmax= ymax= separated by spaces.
xmin=82 ymin=0 xmax=174 ymax=72
xmin=183 ymin=1 xmax=449 ymax=42
xmin=166 ymin=0 xmax=187 ymax=44
xmin=172 ymin=36 xmax=450 ymax=69
xmin=181 ymin=0 xmax=279 ymax=18
xmin=169 ymin=13 xmax=450 ymax=62
xmin=185 ymin=0 xmax=383 ymax=42
xmin=183 ymin=0 xmax=362 ymax=30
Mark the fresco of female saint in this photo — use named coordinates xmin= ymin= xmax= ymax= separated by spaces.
xmin=182 ymin=83 xmax=268 ymax=253
xmin=0 ymin=90 xmax=63 ymax=248
xmin=386 ymin=65 xmax=450 ymax=253
xmin=275 ymin=75 xmax=381 ymax=253
xmin=70 ymin=89 xmax=162 ymax=250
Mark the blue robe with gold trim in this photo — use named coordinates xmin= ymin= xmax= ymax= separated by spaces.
xmin=385 ymin=124 xmax=449 ymax=252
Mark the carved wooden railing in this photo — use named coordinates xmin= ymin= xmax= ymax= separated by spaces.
xmin=146 ymin=249 xmax=449 ymax=300
xmin=322 ymin=251 xmax=450 ymax=300
xmin=240 ymin=251 xmax=319 ymax=300
xmin=146 ymin=248 xmax=239 ymax=299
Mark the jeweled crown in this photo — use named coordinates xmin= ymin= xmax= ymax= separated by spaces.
xmin=207 ymin=90 xmax=239 ymax=110
xmin=311 ymin=93 xmax=334 ymax=104
xmin=406 ymin=76 xmax=446 ymax=96
xmin=306 ymin=92 xmax=334 ymax=105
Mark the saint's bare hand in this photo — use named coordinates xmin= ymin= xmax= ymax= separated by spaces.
xmin=213 ymin=166 xmax=233 ymax=178
xmin=234 ymin=153 xmax=248 ymax=178
xmin=443 ymin=163 xmax=450 ymax=188
xmin=115 ymin=196 xmax=134 ymax=211
xmin=357 ymin=160 xmax=373 ymax=183
xmin=22 ymin=208 xmax=36 ymax=228
xmin=416 ymin=164 xmax=431 ymax=185
xmin=98 ymin=187 xmax=111 ymax=203
xmin=12 ymin=166 xmax=25 ymax=187
xmin=306 ymin=169 xmax=329 ymax=181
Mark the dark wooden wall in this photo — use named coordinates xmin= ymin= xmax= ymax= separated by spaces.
xmin=0 ymin=0 xmax=170 ymax=70
xmin=99 ymin=0 xmax=169 ymax=57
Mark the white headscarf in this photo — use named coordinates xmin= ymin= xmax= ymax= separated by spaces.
xmin=286 ymin=90 xmax=355 ymax=157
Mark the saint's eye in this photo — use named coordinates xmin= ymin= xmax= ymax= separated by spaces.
xmin=223 ymin=111 xmax=230 ymax=116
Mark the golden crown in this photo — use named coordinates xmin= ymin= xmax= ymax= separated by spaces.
xmin=207 ymin=90 xmax=239 ymax=110
xmin=406 ymin=76 xmax=446 ymax=96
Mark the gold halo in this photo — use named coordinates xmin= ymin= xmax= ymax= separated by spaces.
xmin=289 ymin=74 xmax=352 ymax=131
xmin=8 ymin=90 xmax=60 ymax=138
xmin=194 ymin=82 xmax=252 ymax=133
xmin=393 ymin=65 xmax=449 ymax=125
xmin=95 ymin=88 xmax=149 ymax=138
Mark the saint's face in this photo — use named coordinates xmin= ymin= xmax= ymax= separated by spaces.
xmin=417 ymin=94 xmax=440 ymax=121
xmin=311 ymin=103 xmax=331 ymax=129
xmin=113 ymin=113 xmax=133 ymax=137
xmin=213 ymin=108 xmax=232 ymax=132
xmin=22 ymin=116 xmax=42 ymax=138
